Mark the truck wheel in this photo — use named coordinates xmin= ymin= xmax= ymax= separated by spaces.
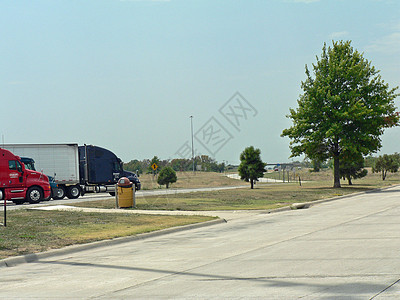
xmin=53 ymin=186 xmax=66 ymax=200
xmin=27 ymin=187 xmax=43 ymax=204
xmin=66 ymin=185 xmax=81 ymax=199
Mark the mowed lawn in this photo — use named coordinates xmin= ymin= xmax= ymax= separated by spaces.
xmin=0 ymin=211 xmax=214 ymax=259
xmin=139 ymin=171 xmax=245 ymax=190
xmin=73 ymin=169 xmax=400 ymax=211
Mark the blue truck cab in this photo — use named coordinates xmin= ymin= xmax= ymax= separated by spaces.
xmin=78 ymin=145 xmax=141 ymax=192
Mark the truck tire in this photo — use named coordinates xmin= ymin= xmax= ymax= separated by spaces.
xmin=27 ymin=187 xmax=43 ymax=204
xmin=66 ymin=185 xmax=81 ymax=199
xmin=53 ymin=186 xmax=66 ymax=200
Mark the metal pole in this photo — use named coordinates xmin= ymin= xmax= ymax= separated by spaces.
xmin=3 ymin=197 xmax=6 ymax=227
xmin=133 ymin=187 xmax=136 ymax=208
xmin=190 ymin=116 xmax=195 ymax=174
xmin=115 ymin=184 xmax=119 ymax=209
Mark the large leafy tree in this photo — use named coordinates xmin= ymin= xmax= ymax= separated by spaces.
xmin=282 ymin=40 xmax=399 ymax=188
xmin=238 ymin=146 xmax=266 ymax=189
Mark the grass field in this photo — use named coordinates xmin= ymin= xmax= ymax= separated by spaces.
xmin=73 ymin=169 xmax=400 ymax=211
xmin=139 ymin=171 xmax=244 ymax=190
xmin=0 ymin=210 xmax=214 ymax=259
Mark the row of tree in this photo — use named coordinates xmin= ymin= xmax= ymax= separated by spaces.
xmin=304 ymin=153 xmax=400 ymax=185
xmin=372 ymin=153 xmax=400 ymax=180
xmin=124 ymin=155 xmax=227 ymax=175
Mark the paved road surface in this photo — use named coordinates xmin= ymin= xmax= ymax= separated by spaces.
xmin=1 ymin=186 xmax=400 ymax=299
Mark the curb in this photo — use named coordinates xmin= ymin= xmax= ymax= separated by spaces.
xmin=0 ymin=218 xmax=226 ymax=268
xmin=289 ymin=183 xmax=400 ymax=210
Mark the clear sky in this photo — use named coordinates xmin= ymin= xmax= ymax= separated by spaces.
xmin=1 ymin=0 xmax=399 ymax=165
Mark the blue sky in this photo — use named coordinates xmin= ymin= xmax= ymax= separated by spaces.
xmin=1 ymin=0 xmax=399 ymax=164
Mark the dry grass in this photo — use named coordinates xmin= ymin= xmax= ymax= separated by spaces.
xmin=139 ymin=172 xmax=244 ymax=190
xmin=73 ymin=169 xmax=400 ymax=211
xmin=0 ymin=210 xmax=214 ymax=259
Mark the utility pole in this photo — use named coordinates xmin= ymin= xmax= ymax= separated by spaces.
xmin=190 ymin=116 xmax=195 ymax=174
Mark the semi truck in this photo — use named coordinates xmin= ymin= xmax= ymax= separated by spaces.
xmin=2 ymin=144 xmax=141 ymax=200
xmin=0 ymin=148 xmax=51 ymax=204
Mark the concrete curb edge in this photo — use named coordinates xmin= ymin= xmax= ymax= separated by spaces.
xmin=290 ymin=183 xmax=400 ymax=210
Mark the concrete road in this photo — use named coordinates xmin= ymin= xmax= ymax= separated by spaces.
xmin=1 ymin=186 xmax=400 ymax=299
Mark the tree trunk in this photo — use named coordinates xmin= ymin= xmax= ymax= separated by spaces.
xmin=250 ymin=180 xmax=254 ymax=189
xmin=347 ymin=176 xmax=352 ymax=185
xmin=333 ymin=155 xmax=341 ymax=188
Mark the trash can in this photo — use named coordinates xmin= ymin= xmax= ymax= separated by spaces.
xmin=117 ymin=177 xmax=134 ymax=208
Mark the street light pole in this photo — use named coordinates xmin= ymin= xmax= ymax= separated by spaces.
xmin=190 ymin=116 xmax=195 ymax=174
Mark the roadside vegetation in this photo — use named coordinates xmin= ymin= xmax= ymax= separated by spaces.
xmin=72 ymin=169 xmax=400 ymax=211
xmin=139 ymin=171 xmax=244 ymax=190
xmin=0 ymin=210 xmax=214 ymax=260
xmin=1 ymin=169 xmax=399 ymax=260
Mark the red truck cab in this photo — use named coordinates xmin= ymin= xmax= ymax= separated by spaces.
xmin=0 ymin=148 xmax=51 ymax=204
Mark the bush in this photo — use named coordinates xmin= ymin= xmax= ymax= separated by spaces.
xmin=157 ymin=167 xmax=177 ymax=188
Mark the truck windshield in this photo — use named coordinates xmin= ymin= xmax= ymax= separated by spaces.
xmin=114 ymin=162 xmax=123 ymax=172
xmin=23 ymin=161 xmax=35 ymax=171
xmin=20 ymin=158 xmax=36 ymax=171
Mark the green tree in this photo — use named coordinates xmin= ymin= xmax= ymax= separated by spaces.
xmin=148 ymin=156 xmax=161 ymax=174
xmin=372 ymin=153 xmax=400 ymax=180
xmin=339 ymin=152 xmax=368 ymax=185
xmin=281 ymin=40 xmax=399 ymax=188
xmin=312 ymin=159 xmax=322 ymax=172
xmin=364 ymin=155 xmax=378 ymax=168
xmin=124 ymin=159 xmax=144 ymax=174
xmin=238 ymin=146 xmax=266 ymax=189
xmin=170 ymin=159 xmax=189 ymax=172
xmin=157 ymin=166 xmax=177 ymax=188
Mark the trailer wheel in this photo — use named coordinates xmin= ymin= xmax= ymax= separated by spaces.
xmin=66 ymin=185 xmax=81 ymax=199
xmin=27 ymin=187 xmax=43 ymax=204
xmin=53 ymin=186 xmax=66 ymax=200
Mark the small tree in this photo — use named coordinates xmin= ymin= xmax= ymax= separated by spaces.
xmin=372 ymin=153 xmax=400 ymax=180
xmin=238 ymin=146 xmax=266 ymax=189
xmin=148 ymin=156 xmax=161 ymax=174
xmin=312 ymin=159 xmax=322 ymax=172
xmin=157 ymin=166 xmax=177 ymax=188
xmin=339 ymin=152 xmax=367 ymax=185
